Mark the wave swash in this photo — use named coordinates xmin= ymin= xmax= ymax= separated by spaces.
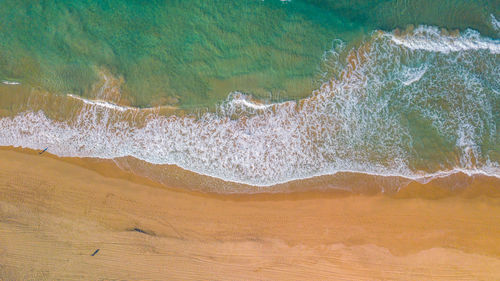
xmin=0 ymin=26 xmax=499 ymax=189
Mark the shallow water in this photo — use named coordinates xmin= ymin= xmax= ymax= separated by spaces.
xmin=0 ymin=1 xmax=498 ymax=191
xmin=0 ymin=0 xmax=498 ymax=108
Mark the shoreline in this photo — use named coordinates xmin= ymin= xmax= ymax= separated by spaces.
xmin=2 ymin=62 xmax=499 ymax=190
xmin=1 ymin=146 xmax=500 ymax=279
xmin=3 ymin=146 xmax=500 ymax=198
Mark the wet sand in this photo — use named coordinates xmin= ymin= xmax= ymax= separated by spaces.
xmin=1 ymin=148 xmax=500 ymax=280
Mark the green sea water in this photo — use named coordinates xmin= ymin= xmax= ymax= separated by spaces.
xmin=0 ymin=0 xmax=498 ymax=108
xmin=0 ymin=0 xmax=499 ymax=188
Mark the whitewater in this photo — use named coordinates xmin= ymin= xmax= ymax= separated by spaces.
xmin=0 ymin=26 xmax=499 ymax=187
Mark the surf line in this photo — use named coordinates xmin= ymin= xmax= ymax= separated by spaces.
xmin=1 ymin=80 xmax=20 ymax=85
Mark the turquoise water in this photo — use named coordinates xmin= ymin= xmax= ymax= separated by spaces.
xmin=0 ymin=0 xmax=498 ymax=107
xmin=0 ymin=0 xmax=499 ymax=189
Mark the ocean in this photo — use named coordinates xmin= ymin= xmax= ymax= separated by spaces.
xmin=0 ymin=0 xmax=499 ymax=192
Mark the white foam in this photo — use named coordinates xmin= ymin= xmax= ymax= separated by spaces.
xmin=388 ymin=26 xmax=500 ymax=54
xmin=401 ymin=65 xmax=427 ymax=86
xmin=229 ymin=97 xmax=274 ymax=110
xmin=2 ymin=80 xmax=20 ymax=85
xmin=0 ymin=26 xmax=499 ymax=187
xmin=491 ymin=14 xmax=500 ymax=32
xmin=67 ymin=94 xmax=137 ymax=112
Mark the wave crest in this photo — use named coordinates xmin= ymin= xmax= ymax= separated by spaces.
xmin=0 ymin=26 xmax=499 ymax=187
xmin=388 ymin=25 xmax=500 ymax=54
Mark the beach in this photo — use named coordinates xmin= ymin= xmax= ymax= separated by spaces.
xmin=0 ymin=1 xmax=499 ymax=280
xmin=1 ymin=147 xmax=500 ymax=280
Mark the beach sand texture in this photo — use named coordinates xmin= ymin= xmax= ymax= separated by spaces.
xmin=1 ymin=148 xmax=500 ymax=280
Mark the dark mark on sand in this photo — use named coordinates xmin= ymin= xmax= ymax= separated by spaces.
xmin=129 ymin=227 xmax=155 ymax=236
xmin=39 ymin=147 xmax=48 ymax=155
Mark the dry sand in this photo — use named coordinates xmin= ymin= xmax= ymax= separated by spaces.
xmin=1 ymin=147 xmax=500 ymax=280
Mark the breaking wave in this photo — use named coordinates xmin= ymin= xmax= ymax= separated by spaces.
xmin=0 ymin=26 xmax=499 ymax=188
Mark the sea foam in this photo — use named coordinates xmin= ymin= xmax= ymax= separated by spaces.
xmin=2 ymin=81 xmax=20 ymax=85
xmin=388 ymin=25 xmax=500 ymax=54
xmin=491 ymin=14 xmax=500 ymax=33
xmin=0 ymin=26 xmax=499 ymax=187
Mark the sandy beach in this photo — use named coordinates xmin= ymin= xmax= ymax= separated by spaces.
xmin=1 ymin=147 xmax=500 ymax=280
xmin=1 ymin=1 xmax=499 ymax=280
